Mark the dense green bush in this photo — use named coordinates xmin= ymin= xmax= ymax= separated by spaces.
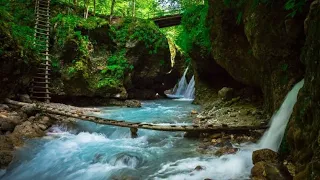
xmin=176 ymin=4 xmax=211 ymax=56
xmin=98 ymin=49 xmax=133 ymax=88
xmin=112 ymin=18 xmax=167 ymax=54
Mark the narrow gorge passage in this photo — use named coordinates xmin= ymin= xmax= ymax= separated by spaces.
xmin=1 ymin=78 xmax=303 ymax=180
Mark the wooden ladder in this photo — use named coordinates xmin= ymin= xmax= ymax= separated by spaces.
xmin=31 ymin=0 xmax=51 ymax=103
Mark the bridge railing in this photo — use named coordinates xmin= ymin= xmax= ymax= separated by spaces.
xmin=148 ymin=8 xmax=183 ymax=19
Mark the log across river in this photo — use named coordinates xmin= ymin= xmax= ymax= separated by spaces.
xmin=5 ymin=99 xmax=268 ymax=136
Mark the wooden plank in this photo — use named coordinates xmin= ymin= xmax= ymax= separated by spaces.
xmin=35 ymin=27 xmax=49 ymax=32
xmin=35 ymin=31 xmax=49 ymax=36
xmin=32 ymin=86 xmax=49 ymax=89
xmin=35 ymin=13 xmax=50 ymax=17
xmin=30 ymin=96 xmax=51 ymax=99
xmin=34 ymin=77 xmax=51 ymax=79
xmin=30 ymin=91 xmax=51 ymax=94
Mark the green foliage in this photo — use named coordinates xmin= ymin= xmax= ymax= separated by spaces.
xmin=176 ymin=4 xmax=211 ymax=56
xmin=98 ymin=49 xmax=132 ymax=88
xmin=0 ymin=4 xmax=37 ymax=57
xmin=112 ymin=18 xmax=167 ymax=54
xmin=51 ymin=14 xmax=108 ymax=48
xmin=10 ymin=23 xmax=35 ymax=51
xmin=285 ymin=0 xmax=306 ymax=18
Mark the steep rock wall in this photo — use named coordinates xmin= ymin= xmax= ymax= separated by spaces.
xmin=207 ymin=0 xmax=305 ymax=111
xmin=287 ymin=1 xmax=320 ymax=179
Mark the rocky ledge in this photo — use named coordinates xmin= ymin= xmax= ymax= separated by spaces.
xmin=0 ymin=98 xmax=100 ymax=169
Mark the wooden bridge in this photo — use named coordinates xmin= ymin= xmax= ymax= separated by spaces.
xmin=6 ymin=99 xmax=268 ymax=137
xmin=149 ymin=9 xmax=183 ymax=28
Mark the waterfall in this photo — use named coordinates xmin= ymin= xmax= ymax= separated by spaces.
xmin=166 ymin=67 xmax=196 ymax=100
xmin=174 ymin=67 xmax=189 ymax=96
xmin=183 ymin=75 xmax=195 ymax=99
xmin=259 ymin=79 xmax=304 ymax=151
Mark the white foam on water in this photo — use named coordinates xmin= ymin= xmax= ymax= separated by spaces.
xmin=175 ymin=67 xmax=189 ymax=95
xmin=151 ymin=150 xmax=253 ymax=180
xmin=184 ymin=75 xmax=195 ymax=99
xmin=259 ymin=79 xmax=304 ymax=151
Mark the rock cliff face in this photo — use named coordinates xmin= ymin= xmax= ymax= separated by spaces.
xmin=0 ymin=12 xmax=39 ymax=101
xmin=206 ymin=0 xmax=306 ymax=111
xmin=51 ymin=16 xmax=172 ymax=101
xmin=287 ymin=1 xmax=320 ymax=179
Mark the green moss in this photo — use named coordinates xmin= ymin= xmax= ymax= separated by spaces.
xmin=112 ymin=18 xmax=167 ymax=55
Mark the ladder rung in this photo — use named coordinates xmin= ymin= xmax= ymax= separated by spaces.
xmin=35 ymin=23 xmax=50 ymax=28
xmin=38 ymin=68 xmax=51 ymax=71
xmin=37 ymin=73 xmax=50 ymax=76
xmin=35 ymin=13 xmax=50 ymax=17
xmin=36 ymin=43 xmax=48 ymax=47
xmin=35 ymin=31 xmax=49 ymax=36
xmin=34 ymin=76 xmax=51 ymax=79
xmin=35 ymin=27 xmax=49 ymax=32
xmin=31 ymin=91 xmax=51 ymax=94
xmin=39 ymin=50 xmax=49 ymax=53
xmin=35 ymin=14 xmax=50 ymax=19
xmin=38 ymin=0 xmax=50 ymax=4
xmin=30 ymin=96 xmax=51 ymax=99
xmin=35 ymin=17 xmax=49 ymax=22
xmin=40 ymin=64 xmax=51 ymax=67
xmin=36 ymin=9 xmax=50 ymax=14
xmin=35 ymin=19 xmax=50 ymax=25
xmin=36 ymin=7 xmax=49 ymax=11
xmin=32 ymin=86 xmax=49 ymax=89
xmin=38 ymin=2 xmax=50 ymax=6
xmin=33 ymin=82 xmax=50 ymax=84
xmin=35 ymin=18 xmax=50 ymax=24
xmin=35 ymin=37 xmax=49 ymax=41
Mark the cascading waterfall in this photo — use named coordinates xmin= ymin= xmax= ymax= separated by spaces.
xmin=259 ymin=79 xmax=304 ymax=151
xmin=166 ymin=67 xmax=196 ymax=100
xmin=183 ymin=75 xmax=195 ymax=99
xmin=174 ymin=67 xmax=189 ymax=96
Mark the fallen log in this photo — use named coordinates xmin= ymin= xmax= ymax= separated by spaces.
xmin=4 ymin=99 xmax=269 ymax=133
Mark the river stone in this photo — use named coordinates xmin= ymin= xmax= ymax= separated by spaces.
xmin=0 ymin=104 xmax=9 ymax=111
xmin=218 ymin=87 xmax=234 ymax=101
xmin=251 ymin=161 xmax=292 ymax=180
xmin=10 ymin=121 xmax=45 ymax=146
xmin=19 ymin=94 xmax=32 ymax=103
xmin=125 ymin=100 xmax=141 ymax=108
xmin=194 ymin=165 xmax=204 ymax=171
xmin=252 ymin=149 xmax=278 ymax=164
xmin=0 ymin=135 xmax=14 ymax=169
xmin=0 ymin=151 xmax=13 ymax=169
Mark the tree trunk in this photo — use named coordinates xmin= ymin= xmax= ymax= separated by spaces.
xmin=93 ymin=0 xmax=96 ymax=16
xmin=110 ymin=0 xmax=116 ymax=22
xmin=132 ymin=0 xmax=135 ymax=17
xmin=83 ymin=0 xmax=89 ymax=19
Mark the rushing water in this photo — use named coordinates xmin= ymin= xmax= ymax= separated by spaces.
xmin=174 ymin=67 xmax=189 ymax=96
xmin=1 ymin=100 xmax=252 ymax=180
xmin=167 ymin=68 xmax=195 ymax=100
xmin=184 ymin=75 xmax=195 ymax=99
xmin=1 ymin=80 xmax=304 ymax=180
xmin=259 ymin=79 xmax=304 ymax=151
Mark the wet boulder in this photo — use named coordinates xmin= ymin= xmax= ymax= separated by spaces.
xmin=251 ymin=161 xmax=292 ymax=180
xmin=0 ymin=135 xmax=14 ymax=169
xmin=251 ymin=149 xmax=291 ymax=180
xmin=252 ymin=149 xmax=278 ymax=164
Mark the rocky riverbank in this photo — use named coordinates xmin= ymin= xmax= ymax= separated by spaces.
xmin=0 ymin=96 xmax=108 ymax=169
